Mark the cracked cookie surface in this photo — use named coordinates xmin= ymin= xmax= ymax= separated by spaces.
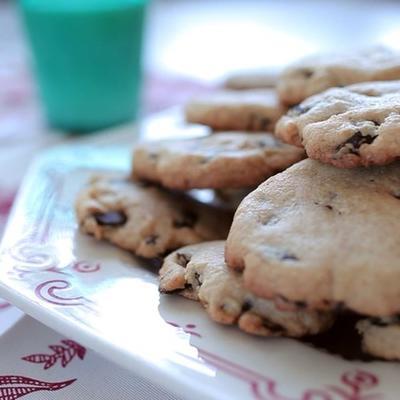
xmin=357 ymin=317 xmax=400 ymax=360
xmin=277 ymin=47 xmax=400 ymax=105
xmin=225 ymin=159 xmax=400 ymax=316
xmin=132 ymin=132 xmax=304 ymax=189
xmin=160 ymin=241 xmax=334 ymax=337
xmin=76 ymin=175 xmax=232 ymax=258
xmin=185 ymin=89 xmax=285 ymax=132
xmin=276 ymin=80 xmax=400 ymax=167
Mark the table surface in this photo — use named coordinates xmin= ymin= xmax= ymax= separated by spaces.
xmin=1 ymin=0 xmax=400 ymax=398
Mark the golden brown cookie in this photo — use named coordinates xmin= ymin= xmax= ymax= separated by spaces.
xmin=76 ymin=175 xmax=232 ymax=258
xmin=276 ymin=80 xmax=400 ymax=167
xmin=278 ymin=46 xmax=400 ymax=105
xmin=226 ymin=159 xmax=400 ymax=316
xmin=132 ymin=132 xmax=304 ymax=189
xmin=160 ymin=241 xmax=334 ymax=337
xmin=185 ymin=89 xmax=285 ymax=131
xmin=223 ymin=69 xmax=279 ymax=90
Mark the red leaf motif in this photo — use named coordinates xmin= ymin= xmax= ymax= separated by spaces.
xmin=61 ymin=349 xmax=74 ymax=368
xmin=77 ymin=347 xmax=86 ymax=360
xmin=21 ymin=355 xmax=50 ymax=365
xmin=22 ymin=340 xmax=86 ymax=370
xmin=0 ymin=376 xmax=75 ymax=400
xmin=43 ymin=357 xmax=57 ymax=370
xmin=61 ymin=340 xmax=86 ymax=360
xmin=48 ymin=345 xmax=64 ymax=355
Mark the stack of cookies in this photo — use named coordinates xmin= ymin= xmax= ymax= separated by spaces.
xmin=76 ymin=46 xmax=400 ymax=361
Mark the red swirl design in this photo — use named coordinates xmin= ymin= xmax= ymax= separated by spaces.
xmin=8 ymin=243 xmax=56 ymax=271
xmin=34 ymin=280 xmax=84 ymax=306
xmin=73 ymin=261 xmax=100 ymax=273
xmin=341 ymin=370 xmax=379 ymax=392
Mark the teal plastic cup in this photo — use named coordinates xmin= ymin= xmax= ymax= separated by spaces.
xmin=19 ymin=0 xmax=147 ymax=132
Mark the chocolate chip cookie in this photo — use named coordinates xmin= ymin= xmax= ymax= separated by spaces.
xmin=132 ymin=132 xmax=304 ymax=189
xmin=224 ymin=69 xmax=279 ymax=90
xmin=357 ymin=317 xmax=400 ymax=360
xmin=225 ymin=159 xmax=400 ymax=316
xmin=278 ymin=46 xmax=400 ymax=106
xmin=76 ymin=175 xmax=232 ymax=258
xmin=276 ymin=80 xmax=400 ymax=167
xmin=160 ymin=241 xmax=334 ymax=337
xmin=185 ymin=89 xmax=285 ymax=131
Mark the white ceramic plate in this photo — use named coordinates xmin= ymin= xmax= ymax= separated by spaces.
xmin=0 ymin=111 xmax=399 ymax=400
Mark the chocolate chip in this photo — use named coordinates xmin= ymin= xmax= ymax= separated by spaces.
xmin=194 ymin=272 xmax=202 ymax=287
xmin=262 ymin=319 xmax=285 ymax=334
xmin=333 ymin=301 xmax=346 ymax=312
xmin=370 ymin=317 xmax=389 ymax=327
xmin=314 ymin=201 xmax=333 ymax=211
xmin=336 ymin=130 xmax=377 ymax=154
xmin=160 ymin=287 xmax=183 ymax=295
xmin=370 ymin=120 xmax=380 ymax=126
xmin=276 ymin=294 xmax=290 ymax=303
xmin=247 ymin=113 xmax=258 ymax=130
xmin=300 ymin=68 xmax=314 ymax=78
xmin=261 ymin=215 xmax=280 ymax=226
xmin=281 ymin=252 xmax=299 ymax=261
xmin=173 ymin=210 xmax=198 ymax=228
xmin=257 ymin=140 xmax=267 ymax=148
xmin=135 ymin=180 xmax=152 ymax=188
xmin=149 ymin=153 xmax=159 ymax=160
xmin=145 ymin=235 xmax=158 ymax=245
xmin=295 ymin=301 xmax=307 ymax=309
xmin=199 ymin=156 xmax=213 ymax=164
xmin=176 ymin=252 xmax=191 ymax=268
xmin=93 ymin=211 xmax=127 ymax=226
xmin=288 ymin=104 xmax=312 ymax=117
xmin=259 ymin=117 xmax=270 ymax=130
xmin=241 ymin=299 xmax=253 ymax=312
xmin=322 ymin=299 xmax=333 ymax=307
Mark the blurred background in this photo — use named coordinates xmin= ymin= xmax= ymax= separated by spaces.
xmin=1 ymin=0 xmax=400 ymax=231
xmin=3 ymin=0 xmax=400 ymax=130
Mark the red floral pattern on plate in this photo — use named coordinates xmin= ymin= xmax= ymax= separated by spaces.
xmin=5 ymin=239 xmax=101 ymax=309
xmin=169 ymin=322 xmax=382 ymax=400
xmin=202 ymin=351 xmax=381 ymax=400
xmin=34 ymin=279 xmax=95 ymax=309
xmin=0 ymin=375 xmax=75 ymax=400
xmin=22 ymin=340 xmax=86 ymax=370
